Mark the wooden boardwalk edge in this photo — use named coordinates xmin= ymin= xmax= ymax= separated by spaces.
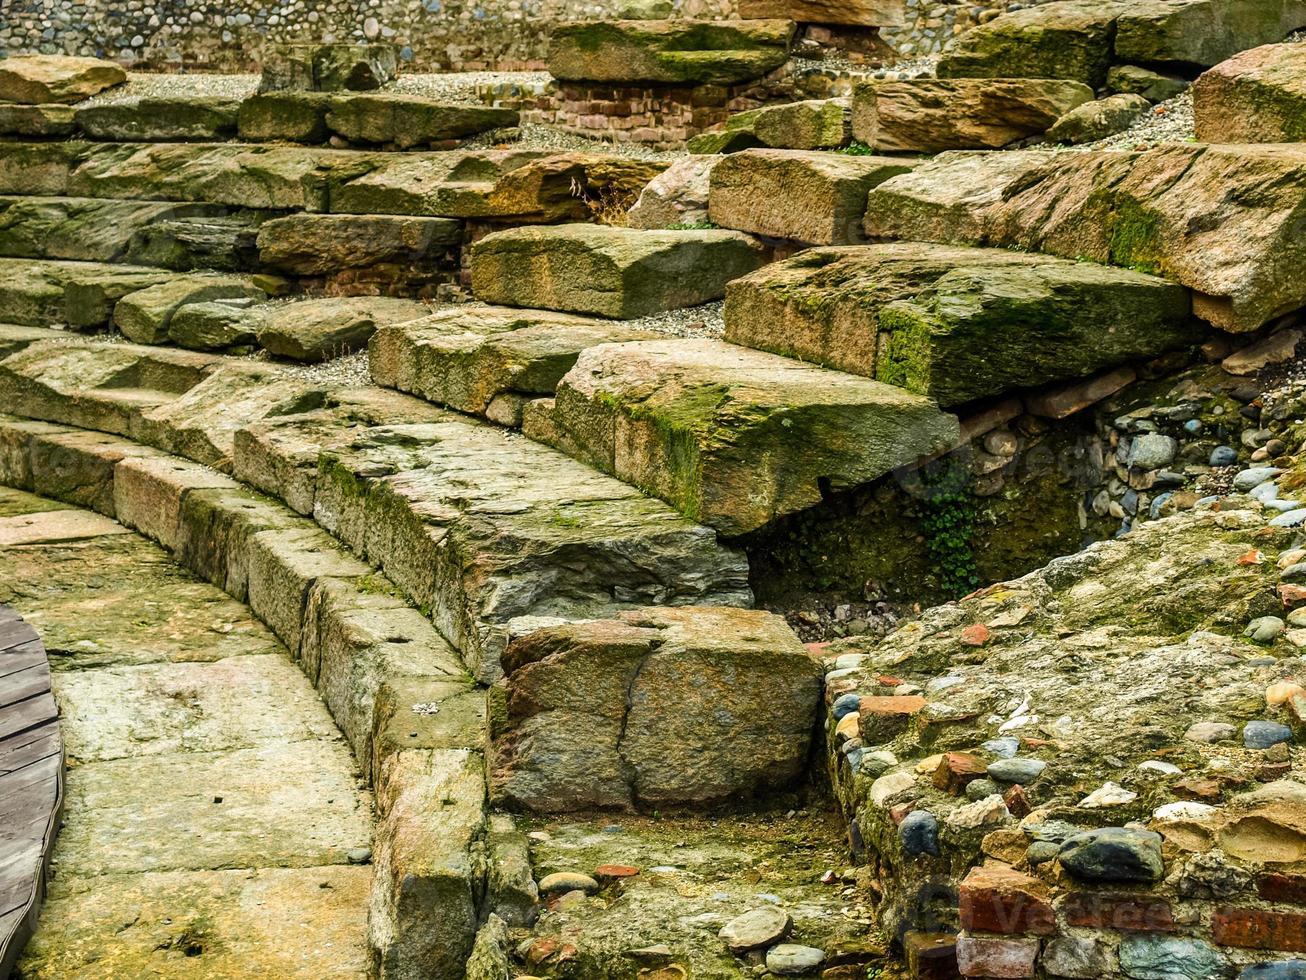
xmin=0 ymin=605 xmax=64 ymax=980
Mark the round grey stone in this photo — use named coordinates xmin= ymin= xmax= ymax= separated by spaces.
xmin=766 ymin=944 xmax=825 ymax=975
xmin=718 ymin=906 xmax=792 ymax=953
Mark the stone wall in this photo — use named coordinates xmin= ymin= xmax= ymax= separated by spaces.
xmin=0 ymin=0 xmax=1047 ymax=71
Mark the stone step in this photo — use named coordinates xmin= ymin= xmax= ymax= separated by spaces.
xmin=470 ymin=224 xmax=770 ymax=319
xmin=0 ymin=323 xmax=66 ymax=358
xmin=52 ymin=92 xmax=519 ymax=148
xmin=0 ymin=257 xmax=180 ymax=327
xmin=368 ymin=303 xmax=658 ymax=424
xmin=0 ymin=433 xmax=484 ymax=978
xmin=707 ymin=148 xmax=916 ymax=246
xmin=0 ymin=339 xmax=753 ymax=681
xmin=0 ymin=339 xmax=315 ymax=465
xmin=863 ymin=143 xmax=1306 ymax=332
xmin=523 ymin=337 xmax=960 ymax=535
xmin=0 ymin=141 xmax=665 ymax=224
xmin=723 ymin=242 xmax=1198 ymax=406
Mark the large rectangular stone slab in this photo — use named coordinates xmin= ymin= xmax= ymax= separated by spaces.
xmin=470 ymin=224 xmax=769 ymax=318
xmin=723 ymin=242 xmax=1196 ymax=405
xmin=490 ymin=606 xmax=821 ymax=812
xmin=1193 ymin=43 xmax=1306 ymax=143
xmin=74 ymin=96 xmax=241 ymax=142
xmin=708 ymin=148 xmax=915 ymax=245
xmin=737 ymin=0 xmax=905 ymax=27
xmin=309 ymin=413 xmax=752 ymax=680
xmin=523 ymin=337 xmax=960 ymax=535
xmin=18 ymin=866 xmax=371 ymax=980
xmin=368 ymin=304 xmax=657 ymax=419
xmin=1114 ymin=0 xmax=1306 ymax=68
xmin=0 ymin=55 xmax=126 ymax=105
xmin=0 ymin=197 xmax=230 ymax=263
xmin=548 ymin=19 xmax=794 ymax=86
xmin=864 ymin=143 xmax=1306 ymax=332
xmin=851 ymin=78 xmax=1094 ymax=152
xmin=255 ymin=212 xmax=463 ymax=275
xmin=324 ymin=94 xmax=518 ymax=149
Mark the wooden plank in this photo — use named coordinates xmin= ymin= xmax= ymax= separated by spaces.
xmin=0 ymin=604 xmax=60 ymax=977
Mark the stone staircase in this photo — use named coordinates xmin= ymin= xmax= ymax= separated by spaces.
xmin=1 ymin=24 xmax=1304 ymax=977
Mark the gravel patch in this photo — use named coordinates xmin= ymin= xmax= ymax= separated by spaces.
xmin=77 ymin=72 xmax=260 ymax=106
xmin=390 ymin=70 xmax=552 ymax=103
xmin=1046 ymin=91 xmax=1195 ymax=154
xmin=624 ymin=301 xmax=724 ymax=339
xmin=463 ymin=122 xmax=684 ymax=160
xmin=270 ymin=349 xmax=373 ymax=387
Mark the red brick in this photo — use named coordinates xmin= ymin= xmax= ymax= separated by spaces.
xmin=1213 ymin=906 xmax=1306 ymax=952
xmin=1060 ymin=892 xmax=1175 ymax=931
xmin=934 ymin=752 xmax=989 ymax=794
xmin=857 ymin=695 xmax=926 ymax=741
xmin=1260 ymin=873 xmax=1306 ymax=906
xmin=955 ymin=936 xmax=1038 ymax=977
xmin=904 ymin=931 xmax=959 ymax=980
xmin=960 ymin=866 xmax=1055 ymax=936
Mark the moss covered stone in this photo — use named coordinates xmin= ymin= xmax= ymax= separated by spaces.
xmin=74 ymin=96 xmax=240 ymax=142
xmin=726 ymin=243 xmax=1197 ymax=406
xmin=1194 ymin=42 xmax=1306 ymax=144
xmin=524 ymin=337 xmax=960 ymax=535
xmin=470 ymin=223 xmax=769 ymax=319
xmin=548 ymin=19 xmax=794 ymax=86
xmin=324 ymin=95 xmax=519 ymax=149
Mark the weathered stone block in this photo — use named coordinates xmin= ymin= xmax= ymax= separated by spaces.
xmin=490 ymin=606 xmax=821 ymax=811
xmin=737 ymin=0 xmax=904 ymax=26
xmin=723 ymin=243 xmax=1195 ymax=406
xmin=708 ymin=148 xmax=914 ymax=245
xmin=0 ymin=55 xmax=126 ymax=105
xmin=865 ymin=143 xmax=1306 ymax=332
xmin=851 ymin=78 xmax=1095 ymax=152
xmin=525 ymin=337 xmax=959 ymax=534
xmin=259 ymin=42 xmax=399 ymax=93
xmin=0 ymin=103 xmax=76 ymax=137
xmin=368 ymin=304 xmax=655 ymax=416
xmin=255 ymin=296 xmax=428 ymax=363
xmin=548 ymin=19 xmax=795 ymax=86
xmin=724 ymin=98 xmax=851 ymax=150
xmin=1115 ymin=0 xmax=1306 ymax=68
xmin=237 ymin=92 xmax=334 ymax=142
xmin=1047 ymin=92 xmax=1150 ymax=144
xmin=325 ymin=95 xmax=519 ymax=149
xmin=75 ymin=97 xmax=241 ymax=142
xmin=114 ymin=275 xmax=265 ymax=345
xmin=256 ymin=213 xmax=462 ymax=275
xmin=1194 ymin=43 xmax=1306 ymax=144
xmin=470 ymin=224 xmax=769 ymax=319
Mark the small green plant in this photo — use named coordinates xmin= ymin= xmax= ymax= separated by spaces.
xmin=838 ymin=141 xmax=875 ymax=155
xmin=667 ymin=219 xmax=718 ymax=230
xmin=918 ymin=461 xmax=980 ymax=599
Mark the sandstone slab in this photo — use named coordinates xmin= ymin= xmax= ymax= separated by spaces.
xmin=470 ymin=224 xmax=769 ymax=318
xmin=737 ymin=0 xmax=904 ymax=26
xmin=74 ymin=96 xmax=241 ymax=142
xmin=625 ymin=155 xmax=714 ymax=229
xmin=1047 ymin=92 xmax=1151 ymax=144
xmin=490 ymin=606 xmax=821 ymax=811
xmin=324 ymin=95 xmax=518 ymax=149
xmin=237 ymin=92 xmax=334 ymax=142
xmin=1194 ymin=43 xmax=1306 ymax=143
xmin=256 ymin=296 xmax=429 ymax=362
xmin=723 ymin=242 xmax=1195 ymax=405
xmin=114 ymin=275 xmax=265 ymax=345
xmin=547 ymin=19 xmax=794 ymax=86
xmin=307 ymin=413 xmax=752 ymax=679
xmin=708 ymin=148 xmax=914 ymax=245
xmin=851 ymin=77 xmax=1095 ymax=152
xmin=259 ymin=41 xmax=399 ymax=93
xmin=1114 ymin=0 xmax=1306 ymax=68
xmin=865 ymin=143 xmax=1306 ymax=331
xmin=524 ymin=337 xmax=960 ymax=534
xmin=0 ymin=103 xmax=76 ymax=137
xmin=0 ymin=196 xmax=227 ymax=264
xmin=368 ymin=304 xmax=655 ymax=418
xmin=255 ymin=213 xmax=463 ymax=275
xmin=723 ymin=98 xmax=851 ymax=150
xmin=0 ymin=55 xmax=126 ymax=105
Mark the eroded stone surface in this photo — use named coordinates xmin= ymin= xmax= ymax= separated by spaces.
xmin=1194 ymin=43 xmax=1306 ymax=144
xmin=0 ymin=55 xmax=126 ymax=105
xmin=526 ymin=337 xmax=960 ymax=535
xmin=470 ymin=224 xmax=769 ymax=319
xmin=723 ymin=243 xmax=1195 ymax=406
xmin=490 ymin=606 xmax=821 ymax=811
